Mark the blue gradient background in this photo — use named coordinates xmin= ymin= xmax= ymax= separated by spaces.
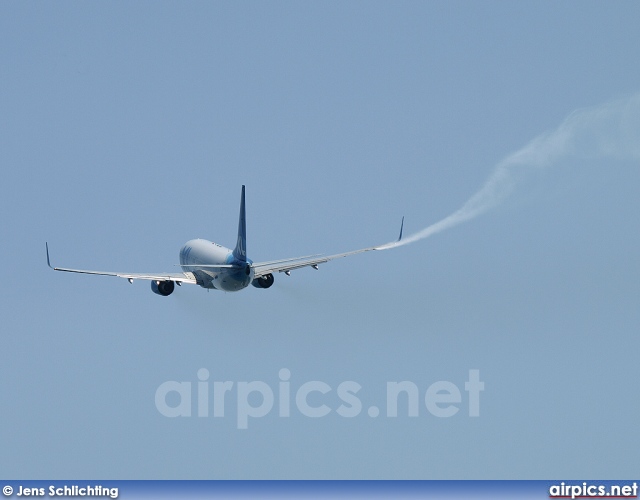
xmin=5 ymin=481 xmax=637 ymax=499
xmin=1 ymin=1 xmax=640 ymax=479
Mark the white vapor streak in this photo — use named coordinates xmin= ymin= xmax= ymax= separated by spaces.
xmin=377 ymin=93 xmax=640 ymax=250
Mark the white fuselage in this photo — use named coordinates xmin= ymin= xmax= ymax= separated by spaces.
xmin=179 ymin=239 xmax=254 ymax=291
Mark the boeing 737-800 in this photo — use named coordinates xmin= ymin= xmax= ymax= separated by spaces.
xmin=46 ymin=186 xmax=403 ymax=296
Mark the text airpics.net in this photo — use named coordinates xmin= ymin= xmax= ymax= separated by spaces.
xmin=155 ymin=369 xmax=484 ymax=429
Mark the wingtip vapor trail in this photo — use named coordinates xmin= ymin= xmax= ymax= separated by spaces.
xmin=379 ymin=92 xmax=640 ymax=250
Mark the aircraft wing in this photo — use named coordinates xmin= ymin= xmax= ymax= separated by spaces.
xmin=252 ymin=246 xmax=378 ymax=278
xmin=252 ymin=217 xmax=404 ymax=278
xmin=46 ymin=243 xmax=197 ymax=284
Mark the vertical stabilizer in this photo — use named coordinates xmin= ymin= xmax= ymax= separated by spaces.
xmin=232 ymin=185 xmax=247 ymax=262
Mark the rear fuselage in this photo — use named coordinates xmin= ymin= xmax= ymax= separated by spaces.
xmin=179 ymin=239 xmax=254 ymax=291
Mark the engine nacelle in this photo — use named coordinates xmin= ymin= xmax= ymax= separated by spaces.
xmin=252 ymin=273 xmax=274 ymax=289
xmin=151 ymin=280 xmax=175 ymax=296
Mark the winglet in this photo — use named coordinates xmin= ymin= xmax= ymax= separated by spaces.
xmin=46 ymin=242 xmax=53 ymax=269
xmin=232 ymin=185 xmax=247 ymax=262
xmin=397 ymin=216 xmax=404 ymax=242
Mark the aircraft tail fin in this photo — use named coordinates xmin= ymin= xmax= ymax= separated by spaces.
xmin=232 ymin=185 xmax=247 ymax=262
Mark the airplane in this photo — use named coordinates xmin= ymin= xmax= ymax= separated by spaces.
xmin=46 ymin=185 xmax=404 ymax=296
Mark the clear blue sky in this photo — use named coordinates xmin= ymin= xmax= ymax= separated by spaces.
xmin=2 ymin=1 xmax=639 ymax=479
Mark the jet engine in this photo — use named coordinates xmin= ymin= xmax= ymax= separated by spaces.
xmin=151 ymin=280 xmax=175 ymax=296
xmin=252 ymin=273 xmax=274 ymax=289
